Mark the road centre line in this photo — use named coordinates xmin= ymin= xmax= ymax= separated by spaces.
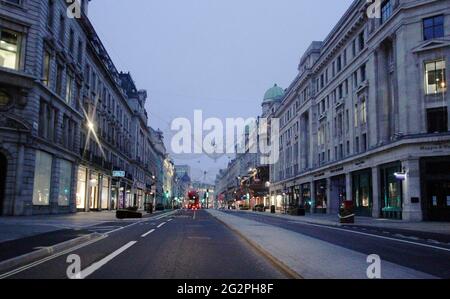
xmin=157 ymin=222 xmax=166 ymax=228
xmin=141 ymin=229 xmax=155 ymax=238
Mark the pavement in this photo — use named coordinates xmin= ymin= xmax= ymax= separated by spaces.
xmin=0 ymin=210 xmax=163 ymax=244
xmin=231 ymin=209 xmax=450 ymax=235
xmin=210 ymin=209 xmax=450 ymax=279
xmin=0 ymin=210 xmax=287 ymax=279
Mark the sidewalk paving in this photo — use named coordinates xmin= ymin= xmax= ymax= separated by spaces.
xmin=0 ymin=210 xmax=163 ymax=244
xmin=231 ymin=209 xmax=450 ymax=235
xmin=208 ymin=209 xmax=437 ymax=279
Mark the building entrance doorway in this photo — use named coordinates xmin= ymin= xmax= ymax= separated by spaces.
xmin=0 ymin=153 xmax=7 ymax=215
xmin=421 ymin=157 xmax=450 ymax=221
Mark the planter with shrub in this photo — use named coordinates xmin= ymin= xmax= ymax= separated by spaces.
xmin=116 ymin=209 xmax=143 ymax=219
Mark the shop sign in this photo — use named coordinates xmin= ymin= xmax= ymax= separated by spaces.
xmin=113 ymin=170 xmax=125 ymax=178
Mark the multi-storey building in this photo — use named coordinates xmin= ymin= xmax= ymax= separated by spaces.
xmin=0 ymin=0 xmax=167 ymax=215
xmin=270 ymin=0 xmax=450 ymax=221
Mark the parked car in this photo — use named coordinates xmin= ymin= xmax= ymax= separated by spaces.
xmin=155 ymin=203 xmax=165 ymax=211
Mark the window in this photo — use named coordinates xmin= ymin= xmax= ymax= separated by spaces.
xmin=381 ymin=0 xmax=392 ymax=23
xmin=352 ymin=39 xmax=356 ymax=57
xmin=360 ymin=64 xmax=366 ymax=82
xmin=65 ymin=72 xmax=73 ymax=103
xmin=362 ymin=134 xmax=367 ymax=152
xmin=56 ymin=64 xmax=63 ymax=95
xmin=337 ymin=56 xmax=342 ymax=72
xmin=427 ymin=107 xmax=448 ymax=133
xmin=47 ymin=0 xmax=54 ymax=29
xmin=423 ymin=15 xmax=444 ymax=40
xmin=358 ymin=31 xmax=365 ymax=51
xmin=58 ymin=160 xmax=72 ymax=206
xmin=69 ymin=29 xmax=75 ymax=52
xmin=425 ymin=60 xmax=446 ymax=94
xmin=354 ymin=104 xmax=359 ymax=127
xmin=33 ymin=150 xmax=53 ymax=206
xmin=42 ymin=50 xmax=51 ymax=86
xmin=59 ymin=15 xmax=66 ymax=43
xmin=0 ymin=90 xmax=11 ymax=108
xmin=361 ymin=99 xmax=367 ymax=124
xmin=77 ymin=40 xmax=83 ymax=64
xmin=353 ymin=71 xmax=358 ymax=88
xmin=0 ymin=29 xmax=21 ymax=70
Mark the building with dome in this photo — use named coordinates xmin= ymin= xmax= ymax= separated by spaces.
xmin=262 ymin=84 xmax=285 ymax=116
xmin=214 ymin=84 xmax=284 ymax=210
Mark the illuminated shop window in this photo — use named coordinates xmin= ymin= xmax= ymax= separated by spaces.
xmin=0 ymin=29 xmax=21 ymax=70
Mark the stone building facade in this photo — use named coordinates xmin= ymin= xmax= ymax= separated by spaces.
xmin=269 ymin=0 xmax=450 ymax=221
xmin=0 ymin=0 xmax=166 ymax=215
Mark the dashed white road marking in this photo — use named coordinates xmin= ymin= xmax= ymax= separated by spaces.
xmin=141 ymin=229 xmax=155 ymax=238
xmin=304 ymin=222 xmax=450 ymax=252
xmin=157 ymin=222 xmax=166 ymax=228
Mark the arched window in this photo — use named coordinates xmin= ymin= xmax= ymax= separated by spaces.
xmin=0 ymin=90 xmax=11 ymax=107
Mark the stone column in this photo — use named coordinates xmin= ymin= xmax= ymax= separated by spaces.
xmin=13 ymin=144 xmax=25 ymax=215
xmin=345 ymin=172 xmax=353 ymax=204
xmin=371 ymin=166 xmax=381 ymax=218
xmin=402 ymin=158 xmax=423 ymax=221
xmin=326 ymin=177 xmax=332 ymax=214
xmin=50 ymin=108 xmax=55 ymax=142
xmin=50 ymin=158 xmax=60 ymax=214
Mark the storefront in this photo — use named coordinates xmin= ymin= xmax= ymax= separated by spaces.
xmin=421 ymin=157 xmax=450 ymax=221
xmin=380 ymin=162 xmax=402 ymax=220
xmin=330 ymin=175 xmax=346 ymax=214
xmin=300 ymin=183 xmax=311 ymax=213
xmin=352 ymin=169 xmax=372 ymax=217
xmin=314 ymin=180 xmax=327 ymax=213
xmin=76 ymin=166 xmax=111 ymax=212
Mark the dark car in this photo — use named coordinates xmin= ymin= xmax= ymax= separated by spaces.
xmin=155 ymin=203 xmax=165 ymax=211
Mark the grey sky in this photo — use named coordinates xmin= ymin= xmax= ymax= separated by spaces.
xmin=89 ymin=0 xmax=354 ymax=183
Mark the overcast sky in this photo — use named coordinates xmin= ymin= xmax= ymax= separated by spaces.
xmin=89 ymin=0 xmax=354 ymax=183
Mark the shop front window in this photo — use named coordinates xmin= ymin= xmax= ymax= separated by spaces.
xmin=32 ymin=151 xmax=53 ymax=206
xmin=89 ymin=172 xmax=99 ymax=210
xmin=58 ymin=160 xmax=72 ymax=206
xmin=315 ymin=180 xmax=327 ymax=213
xmin=380 ymin=164 xmax=403 ymax=219
xmin=352 ymin=170 xmax=373 ymax=216
xmin=101 ymin=176 xmax=109 ymax=210
xmin=0 ymin=29 xmax=21 ymax=70
xmin=76 ymin=167 xmax=87 ymax=209
xmin=301 ymin=184 xmax=311 ymax=212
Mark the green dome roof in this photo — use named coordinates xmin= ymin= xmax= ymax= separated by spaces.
xmin=263 ymin=84 xmax=284 ymax=103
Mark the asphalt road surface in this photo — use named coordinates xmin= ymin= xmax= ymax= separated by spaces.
xmin=0 ymin=210 xmax=286 ymax=279
xmin=222 ymin=210 xmax=450 ymax=279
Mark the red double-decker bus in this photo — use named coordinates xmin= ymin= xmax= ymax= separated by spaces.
xmin=187 ymin=190 xmax=200 ymax=210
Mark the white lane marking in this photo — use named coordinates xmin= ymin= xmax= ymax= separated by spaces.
xmin=141 ymin=229 xmax=155 ymax=238
xmin=79 ymin=241 xmax=137 ymax=279
xmin=304 ymin=222 xmax=450 ymax=252
xmin=193 ymin=211 xmax=196 ymax=220
xmin=0 ymin=234 xmax=108 ymax=279
xmin=0 ymin=211 xmax=178 ymax=279
xmin=157 ymin=222 xmax=166 ymax=228
xmin=167 ymin=219 xmax=173 ymax=222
